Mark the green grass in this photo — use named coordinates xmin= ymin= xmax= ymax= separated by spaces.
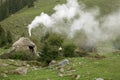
xmin=0 ymin=53 xmax=120 ymax=80
xmin=0 ymin=48 xmax=4 ymax=54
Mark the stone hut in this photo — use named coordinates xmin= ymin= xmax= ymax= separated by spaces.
xmin=12 ymin=37 xmax=39 ymax=57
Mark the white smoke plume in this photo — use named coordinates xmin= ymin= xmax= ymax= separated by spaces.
xmin=28 ymin=0 xmax=120 ymax=42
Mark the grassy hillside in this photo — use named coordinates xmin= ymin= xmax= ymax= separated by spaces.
xmin=0 ymin=0 xmax=120 ymax=79
xmin=0 ymin=53 xmax=120 ymax=80
xmin=0 ymin=0 xmax=120 ymax=43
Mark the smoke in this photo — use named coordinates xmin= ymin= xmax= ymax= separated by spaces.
xmin=28 ymin=0 xmax=120 ymax=43
xmin=101 ymin=10 xmax=120 ymax=40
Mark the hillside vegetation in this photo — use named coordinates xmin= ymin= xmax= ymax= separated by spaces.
xmin=0 ymin=0 xmax=120 ymax=80
xmin=0 ymin=0 xmax=120 ymax=46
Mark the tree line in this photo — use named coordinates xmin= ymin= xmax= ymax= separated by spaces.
xmin=0 ymin=0 xmax=34 ymax=21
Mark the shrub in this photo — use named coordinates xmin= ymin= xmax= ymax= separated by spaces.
xmin=0 ymin=51 xmax=37 ymax=60
xmin=40 ymin=44 xmax=59 ymax=64
xmin=39 ymin=32 xmax=64 ymax=64
xmin=63 ymin=42 xmax=76 ymax=57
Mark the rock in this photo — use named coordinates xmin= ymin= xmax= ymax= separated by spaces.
xmin=8 ymin=59 xmax=15 ymax=62
xmin=10 ymin=67 xmax=28 ymax=75
xmin=96 ymin=78 xmax=104 ymax=80
xmin=1 ymin=73 xmax=8 ymax=77
xmin=12 ymin=37 xmax=39 ymax=57
xmin=49 ymin=60 xmax=57 ymax=69
xmin=65 ymin=70 xmax=76 ymax=76
xmin=26 ymin=64 xmax=30 ymax=67
xmin=3 ymin=71 xmax=9 ymax=74
xmin=20 ymin=61 xmax=27 ymax=66
xmin=3 ymin=63 xmax=9 ymax=67
xmin=58 ymin=59 xmax=69 ymax=67
xmin=58 ymin=73 xmax=63 ymax=77
xmin=1 ymin=63 xmax=9 ymax=67
xmin=14 ymin=61 xmax=28 ymax=67
xmin=75 ymin=75 xmax=80 ymax=80
xmin=32 ymin=66 xmax=38 ymax=70
xmin=67 ymin=70 xmax=76 ymax=73
xmin=49 ymin=60 xmax=56 ymax=66
xmin=78 ymin=62 xmax=82 ymax=65
xmin=27 ymin=61 xmax=42 ymax=66
xmin=58 ymin=67 xmax=64 ymax=73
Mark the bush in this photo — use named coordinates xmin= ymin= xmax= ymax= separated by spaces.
xmin=39 ymin=32 xmax=64 ymax=64
xmin=0 ymin=51 xmax=37 ymax=60
xmin=40 ymin=44 xmax=59 ymax=64
xmin=63 ymin=42 xmax=76 ymax=57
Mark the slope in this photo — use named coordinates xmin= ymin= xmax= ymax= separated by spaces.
xmin=0 ymin=0 xmax=120 ymax=45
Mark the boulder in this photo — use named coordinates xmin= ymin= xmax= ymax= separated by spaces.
xmin=1 ymin=73 xmax=8 ymax=77
xmin=58 ymin=59 xmax=69 ymax=67
xmin=10 ymin=67 xmax=28 ymax=75
xmin=12 ymin=37 xmax=39 ymax=57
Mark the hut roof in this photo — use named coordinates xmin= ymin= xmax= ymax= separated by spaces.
xmin=12 ymin=37 xmax=35 ymax=47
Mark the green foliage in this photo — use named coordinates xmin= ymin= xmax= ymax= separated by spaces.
xmin=39 ymin=32 xmax=64 ymax=64
xmin=40 ymin=44 xmax=59 ymax=64
xmin=10 ymin=51 xmax=36 ymax=60
xmin=6 ymin=31 xmax=12 ymax=44
xmin=47 ymin=33 xmax=63 ymax=46
xmin=63 ymin=41 xmax=76 ymax=57
xmin=0 ymin=25 xmax=6 ymax=47
xmin=27 ymin=0 xmax=34 ymax=8
xmin=0 ymin=51 xmax=37 ymax=60
xmin=0 ymin=25 xmax=13 ymax=48
xmin=0 ymin=0 xmax=35 ymax=21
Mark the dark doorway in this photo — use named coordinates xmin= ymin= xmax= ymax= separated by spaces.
xmin=29 ymin=46 xmax=34 ymax=52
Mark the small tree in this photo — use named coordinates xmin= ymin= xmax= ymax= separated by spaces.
xmin=63 ymin=42 xmax=76 ymax=57
xmin=39 ymin=32 xmax=64 ymax=64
